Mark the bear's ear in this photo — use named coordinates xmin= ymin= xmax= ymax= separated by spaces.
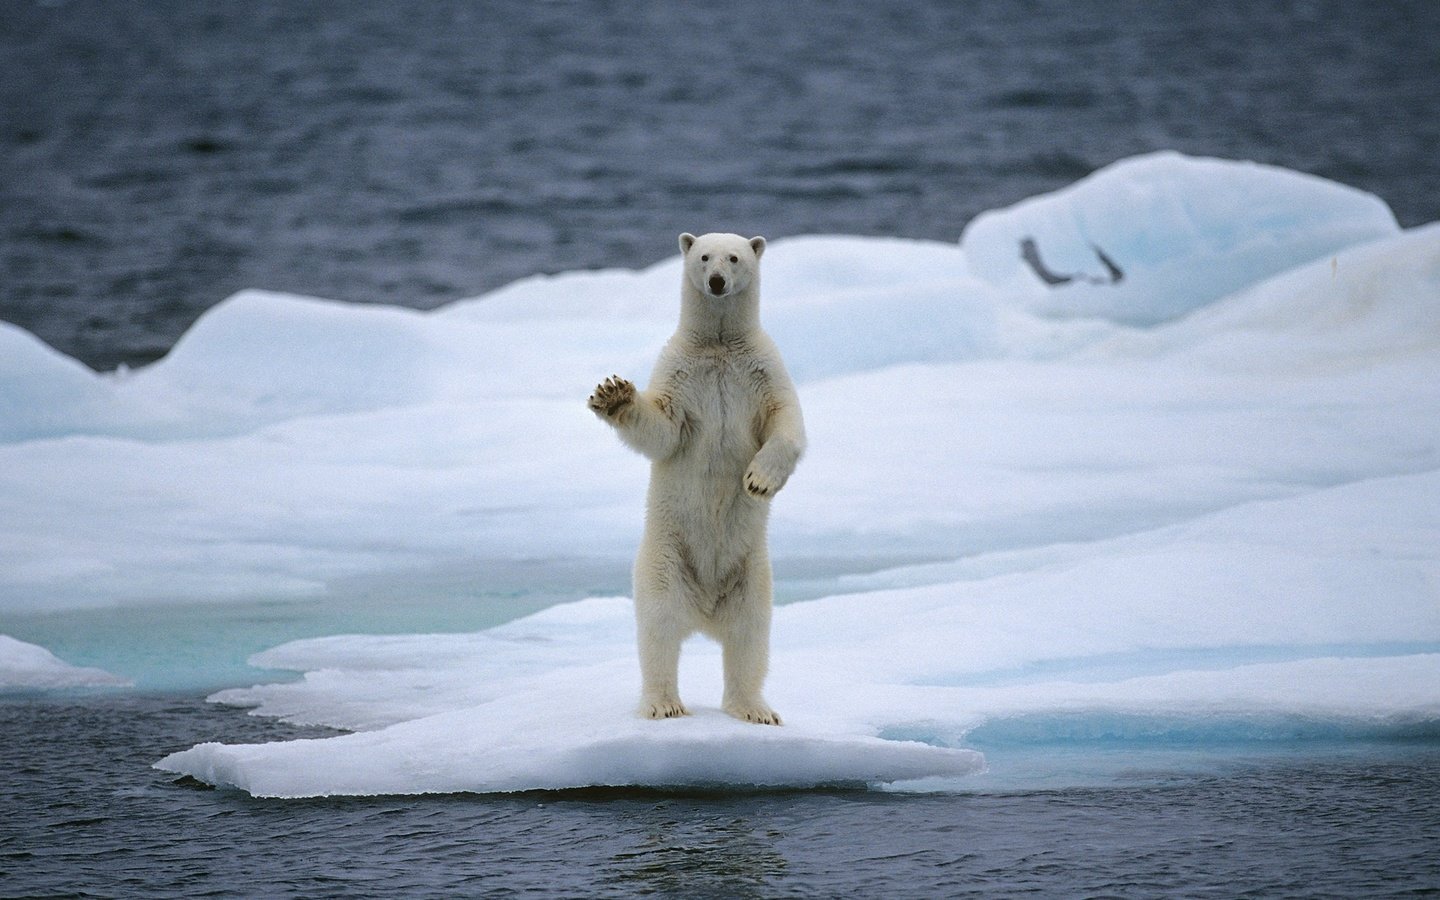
xmin=749 ymin=236 xmax=766 ymax=259
xmin=679 ymin=233 xmax=697 ymax=255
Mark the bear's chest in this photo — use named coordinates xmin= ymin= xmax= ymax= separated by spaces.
xmin=673 ymin=352 xmax=766 ymax=461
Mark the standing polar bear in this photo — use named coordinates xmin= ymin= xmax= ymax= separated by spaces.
xmin=589 ymin=232 xmax=805 ymax=725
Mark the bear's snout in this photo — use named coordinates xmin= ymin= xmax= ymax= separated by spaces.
xmin=707 ymin=273 xmax=728 ymax=295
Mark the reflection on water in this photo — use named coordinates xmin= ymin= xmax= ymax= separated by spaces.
xmin=605 ymin=803 xmax=789 ymax=896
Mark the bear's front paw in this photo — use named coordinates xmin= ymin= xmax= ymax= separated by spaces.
xmin=744 ymin=457 xmax=789 ymax=498
xmin=724 ymin=699 xmax=782 ymax=726
xmin=588 ymin=375 xmax=635 ymax=418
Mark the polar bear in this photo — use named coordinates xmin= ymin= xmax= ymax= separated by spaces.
xmin=589 ymin=232 xmax=805 ymax=725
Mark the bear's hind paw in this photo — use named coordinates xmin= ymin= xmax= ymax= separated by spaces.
xmin=724 ymin=701 xmax=782 ymax=726
xmin=642 ymin=698 xmax=690 ymax=720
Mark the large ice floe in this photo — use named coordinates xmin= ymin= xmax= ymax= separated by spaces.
xmin=2 ymin=151 xmax=1438 ymax=795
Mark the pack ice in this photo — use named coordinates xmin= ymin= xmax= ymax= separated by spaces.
xmin=1 ymin=152 xmax=1436 ymax=795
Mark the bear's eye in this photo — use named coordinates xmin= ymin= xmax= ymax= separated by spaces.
xmin=700 ymin=254 xmax=709 ymax=262
xmin=729 ymin=255 xmax=738 ymax=263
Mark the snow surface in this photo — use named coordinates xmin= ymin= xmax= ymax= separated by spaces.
xmin=0 ymin=635 xmax=129 ymax=690
xmin=1 ymin=151 xmax=1437 ymax=795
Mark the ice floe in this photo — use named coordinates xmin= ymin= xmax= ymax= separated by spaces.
xmin=1 ymin=151 xmax=1436 ymax=794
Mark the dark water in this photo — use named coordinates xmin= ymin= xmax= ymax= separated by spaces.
xmin=3 ymin=0 xmax=1438 ymax=370
xmin=4 ymin=695 xmax=1439 ymax=898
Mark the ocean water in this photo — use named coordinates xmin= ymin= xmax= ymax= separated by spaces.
xmin=5 ymin=693 xmax=1439 ymax=898
xmin=5 ymin=1 xmax=1440 ymax=895
xmin=3 ymin=0 xmax=1438 ymax=370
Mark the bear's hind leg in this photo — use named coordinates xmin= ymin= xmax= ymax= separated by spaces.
xmin=636 ymin=595 xmax=690 ymax=719
xmin=720 ymin=578 xmax=781 ymax=726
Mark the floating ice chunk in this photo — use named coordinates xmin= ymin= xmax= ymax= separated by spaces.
xmin=0 ymin=635 xmax=130 ymax=690
xmin=179 ymin=596 xmax=981 ymax=797
xmin=160 ymin=649 xmax=983 ymax=798
xmin=158 ymin=711 xmax=983 ymax=798
xmin=961 ymin=150 xmax=1399 ymax=324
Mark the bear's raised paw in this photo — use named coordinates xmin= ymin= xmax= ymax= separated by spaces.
xmin=744 ymin=457 xmax=789 ymax=498
xmin=588 ymin=375 xmax=635 ymax=418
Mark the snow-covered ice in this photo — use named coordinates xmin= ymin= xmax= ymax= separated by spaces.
xmin=1 ymin=151 xmax=1437 ymax=795
xmin=162 ymin=596 xmax=984 ymax=797
xmin=960 ymin=150 xmax=1398 ymax=324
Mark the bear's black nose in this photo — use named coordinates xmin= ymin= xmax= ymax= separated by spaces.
xmin=708 ymin=274 xmax=727 ymax=295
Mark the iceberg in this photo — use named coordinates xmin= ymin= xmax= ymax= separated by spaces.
xmin=1 ymin=151 xmax=1437 ymax=794
xmin=0 ymin=634 xmax=129 ymax=690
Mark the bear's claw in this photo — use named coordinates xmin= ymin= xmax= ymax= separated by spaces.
xmin=589 ymin=375 xmax=636 ymax=417
xmin=643 ymin=699 xmax=690 ymax=719
xmin=725 ymin=701 xmax=782 ymax=726
xmin=743 ymin=460 xmax=786 ymax=498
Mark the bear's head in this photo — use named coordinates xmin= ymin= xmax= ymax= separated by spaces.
xmin=679 ymin=232 xmax=766 ymax=299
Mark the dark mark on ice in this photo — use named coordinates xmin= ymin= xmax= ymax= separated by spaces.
xmin=1020 ymin=236 xmax=1125 ymax=287
xmin=1093 ymin=243 xmax=1124 ymax=283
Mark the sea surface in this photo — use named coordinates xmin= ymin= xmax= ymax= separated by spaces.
xmin=5 ymin=693 xmax=1439 ymax=898
xmin=3 ymin=0 xmax=1438 ymax=370
xmin=4 ymin=1 xmax=1440 ymax=896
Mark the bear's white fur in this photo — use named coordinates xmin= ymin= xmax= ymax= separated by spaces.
xmin=589 ymin=232 xmax=805 ymax=725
